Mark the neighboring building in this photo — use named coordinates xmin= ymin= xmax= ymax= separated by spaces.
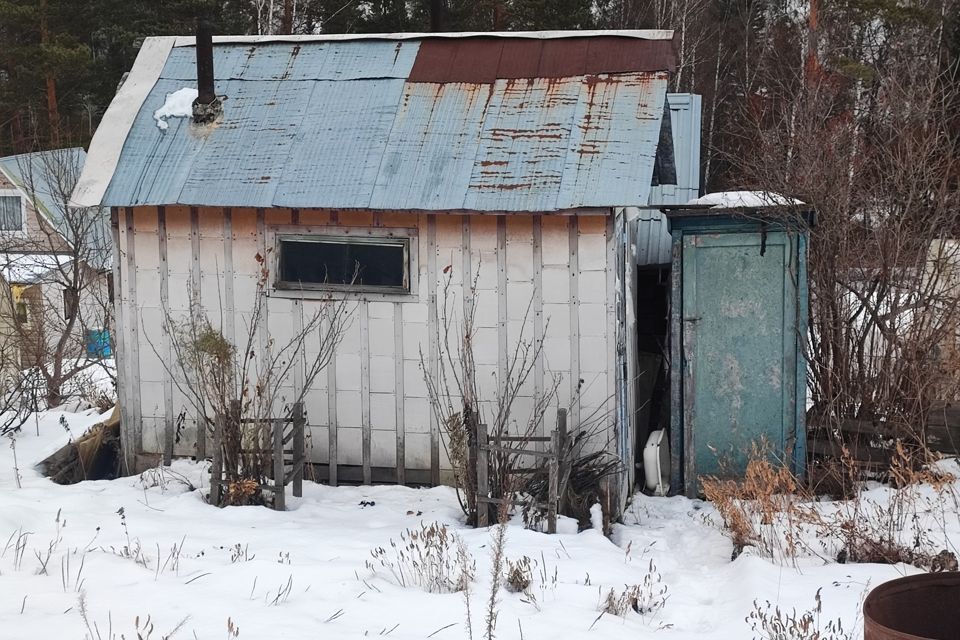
xmin=0 ymin=149 xmax=113 ymax=382
xmin=75 ymin=30 xmax=807 ymax=498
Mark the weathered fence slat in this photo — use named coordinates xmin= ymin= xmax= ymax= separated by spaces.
xmin=477 ymin=423 xmax=489 ymax=528
xmin=473 ymin=408 xmax=567 ymax=534
xmin=210 ymin=401 xmax=304 ymax=511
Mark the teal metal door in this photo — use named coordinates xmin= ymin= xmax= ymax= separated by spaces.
xmin=681 ymin=232 xmax=799 ymax=494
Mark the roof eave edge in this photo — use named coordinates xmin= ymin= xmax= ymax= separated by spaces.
xmin=172 ymin=30 xmax=675 ymax=47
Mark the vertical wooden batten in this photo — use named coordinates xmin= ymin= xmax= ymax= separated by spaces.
xmin=124 ymin=207 xmax=143 ymax=468
xmin=111 ymin=207 xmax=133 ymax=473
xmin=360 ymin=301 xmax=372 ymax=484
xmin=532 ymin=217 xmax=544 ymax=438
xmin=497 ymin=216 xmax=508 ymax=420
xmin=568 ymin=215 xmax=581 ymax=429
xmin=427 ymin=213 xmax=439 ymax=484
xmin=222 ymin=208 xmax=236 ymax=345
xmin=394 ymin=301 xmax=405 ymax=485
xmin=189 ymin=206 xmax=204 ymax=458
xmin=157 ymin=206 xmax=174 ymax=464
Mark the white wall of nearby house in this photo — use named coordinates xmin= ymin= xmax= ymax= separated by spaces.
xmin=116 ymin=206 xmax=622 ymax=483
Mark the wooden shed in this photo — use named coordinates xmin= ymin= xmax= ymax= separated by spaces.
xmin=73 ymin=30 xmax=711 ymax=501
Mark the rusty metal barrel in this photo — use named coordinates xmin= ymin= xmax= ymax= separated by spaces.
xmin=864 ymin=572 xmax=960 ymax=639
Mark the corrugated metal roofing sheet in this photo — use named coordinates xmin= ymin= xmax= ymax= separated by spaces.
xmin=101 ymin=38 xmax=672 ymax=212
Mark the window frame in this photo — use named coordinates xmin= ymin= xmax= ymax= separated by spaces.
xmin=270 ymin=225 xmax=419 ymax=300
xmin=0 ymin=189 xmax=26 ymax=233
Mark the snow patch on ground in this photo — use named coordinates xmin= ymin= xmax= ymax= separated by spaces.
xmin=0 ymin=413 xmax=953 ymax=639
xmin=153 ymin=88 xmax=198 ymax=130
xmin=688 ymin=191 xmax=804 ymax=208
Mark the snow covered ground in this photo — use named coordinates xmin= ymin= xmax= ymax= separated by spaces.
xmin=0 ymin=410 xmax=952 ymax=640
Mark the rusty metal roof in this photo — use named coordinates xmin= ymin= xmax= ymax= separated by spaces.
xmin=93 ymin=33 xmax=675 ymax=212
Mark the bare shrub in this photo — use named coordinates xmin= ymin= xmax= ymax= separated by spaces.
xmin=366 ymin=522 xmax=473 ymax=593
xmin=748 ymin=589 xmax=852 ymax=640
xmin=423 ymin=267 xmax=560 ymax=526
xmin=504 ymin=556 xmax=533 ymax=593
xmin=154 ymin=255 xmax=351 ymax=507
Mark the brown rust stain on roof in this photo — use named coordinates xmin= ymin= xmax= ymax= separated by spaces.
xmin=408 ymin=36 xmax=676 ymax=84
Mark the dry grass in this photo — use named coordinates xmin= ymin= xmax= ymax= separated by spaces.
xmin=701 ymin=444 xmax=808 ymax=560
xmin=701 ymin=439 xmax=960 ymax=570
xmin=366 ymin=522 xmax=473 ymax=594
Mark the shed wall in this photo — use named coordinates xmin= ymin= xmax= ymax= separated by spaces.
xmin=116 ymin=207 xmax=618 ymax=483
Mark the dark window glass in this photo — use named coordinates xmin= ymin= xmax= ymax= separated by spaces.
xmin=0 ymin=196 xmax=22 ymax=231
xmin=278 ymin=238 xmax=408 ymax=291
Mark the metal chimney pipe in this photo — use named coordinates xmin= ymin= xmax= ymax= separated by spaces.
xmin=193 ymin=19 xmax=220 ymax=124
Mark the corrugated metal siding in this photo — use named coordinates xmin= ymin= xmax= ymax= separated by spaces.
xmin=102 ymin=41 xmax=669 ymax=212
xmin=635 ymin=92 xmax=702 ymax=265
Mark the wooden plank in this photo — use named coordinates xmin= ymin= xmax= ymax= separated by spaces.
xmin=477 ymin=422 xmax=489 ymax=527
xmin=210 ymin=410 xmax=223 ymax=505
xmin=190 ymin=206 xmax=205 ymax=460
xmin=681 ymin=235 xmax=697 ymax=498
xmin=927 ymin=402 xmax=960 ymax=427
xmin=361 ymin=301 xmax=372 ymax=485
xmin=110 ymin=208 xmax=133 ymax=473
xmin=497 ymin=216 xmax=508 ymax=425
xmin=273 ymin=416 xmax=285 ymax=511
xmin=480 ymin=443 xmax=557 ymax=459
xmin=157 ymin=206 xmax=175 ymax=465
xmin=222 ymin=208 xmax=236 ymax=345
xmin=292 ymin=402 xmax=305 ymax=497
xmin=327 ymin=335 xmax=339 ymax=487
xmin=569 ymin=216 xmax=580 ymax=427
xmin=547 ymin=428 xmax=559 ymax=534
xmin=669 ymin=236 xmax=683 ymax=494
xmin=806 ymin=437 xmax=893 ymax=465
xmin=493 ymin=436 xmax=552 ymax=443
xmin=125 ymin=207 xmax=143 ymax=471
xmin=427 ymin=214 xmax=440 ymax=485
xmin=394 ymin=303 xmax=405 ymax=485
xmin=532 ymin=216 xmax=544 ymax=441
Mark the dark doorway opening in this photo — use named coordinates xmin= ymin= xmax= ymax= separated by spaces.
xmin=635 ymin=266 xmax=671 ymax=482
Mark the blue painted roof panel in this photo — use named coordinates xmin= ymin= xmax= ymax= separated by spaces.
xmin=278 ymin=78 xmax=406 ymax=208
xmin=159 ymin=40 xmax=419 ymax=81
xmin=101 ymin=41 xmax=669 ymax=212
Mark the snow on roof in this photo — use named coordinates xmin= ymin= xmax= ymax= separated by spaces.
xmin=687 ymin=191 xmax=804 ymax=208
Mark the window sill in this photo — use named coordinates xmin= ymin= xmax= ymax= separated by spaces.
xmin=268 ymin=286 xmax=421 ymax=303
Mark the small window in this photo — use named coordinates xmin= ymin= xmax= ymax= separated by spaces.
xmin=0 ymin=194 xmax=23 ymax=231
xmin=63 ymin=287 xmax=79 ymax=321
xmin=276 ymin=235 xmax=410 ymax=293
xmin=14 ymin=301 xmax=27 ymax=325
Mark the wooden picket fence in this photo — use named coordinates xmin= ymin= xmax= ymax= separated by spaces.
xmin=209 ymin=401 xmax=306 ymax=510
xmin=473 ymin=408 xmax=568 ymax=533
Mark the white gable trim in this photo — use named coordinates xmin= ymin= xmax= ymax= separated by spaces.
xmin=71 ymin=37 xmax=177 ymax=208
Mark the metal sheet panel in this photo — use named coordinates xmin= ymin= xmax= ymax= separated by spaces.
xmin=370 ymin=82 xmax=491 ymax=210
xmin=642 ymin=93 xmax=703 ymax=265
xmin=465 ymin=77 xmax=584 ymax=211
xmin=159 ymin=40 xmax=419 ymax=81
xmin=102 ymin=40 xmax=671 ymax=212
xmin=558 ymin=73 xmax=667 ymax=208
xmin=278 ymin=79 xmax=405 ymax=208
